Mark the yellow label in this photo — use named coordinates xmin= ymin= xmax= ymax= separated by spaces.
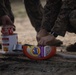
xmin=31 ymin=47 xmax=40 ymax=56
xmin=3 ymin=47 xmax=8 ymax=52
xmin=27 ymin=46 xmax=41 ymax=56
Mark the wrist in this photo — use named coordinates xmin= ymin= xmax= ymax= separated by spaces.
xmin=49 ymin=31 xmax=58 ymax=37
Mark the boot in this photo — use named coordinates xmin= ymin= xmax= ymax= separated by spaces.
xmin=66 ymin=43 xmax=76 ymax=52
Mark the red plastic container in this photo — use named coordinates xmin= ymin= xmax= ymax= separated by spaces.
xmin=1 ymin=26 xmax=14 ymax=35
xmin=23 ymin=45 xmax=56 ymax=60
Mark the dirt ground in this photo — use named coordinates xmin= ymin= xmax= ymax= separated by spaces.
xmin=0 ymin=55 xmax=76 ymax=75
xmin=0 ymin=17 xmax=76 ymax=75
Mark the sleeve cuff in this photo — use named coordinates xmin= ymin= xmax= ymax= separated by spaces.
xmin=49 ymin=31 xmax=58 ymax=37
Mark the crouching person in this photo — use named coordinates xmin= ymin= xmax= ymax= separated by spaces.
xmin=38 ymin=0 xmax=76 ymax=52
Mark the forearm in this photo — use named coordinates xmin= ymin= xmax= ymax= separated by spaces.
xmin=51 ymin=0 xmax=76 ymax=37
xmin=4 ymin=0 xmax=14 ymax=22
xmin=41 ymin=0 xmax=62 ymax=32
xmin=24 ymin=0 xmax=43 ymax=32
xmin=0 ymin=0 xmax=7 ymax=17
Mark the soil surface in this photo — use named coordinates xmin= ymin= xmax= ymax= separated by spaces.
xmin=0 ymin=55 xmax=76 ymax=75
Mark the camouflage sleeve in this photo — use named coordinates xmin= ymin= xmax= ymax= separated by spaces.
xmin=41 ymin=0 xmax=62 ymax=32
xmin=4 ymin=0 xmax=11 ymax=12
xmin=0 ymin=0 xmax=7 ymax=17
xmin=4 ymin=0 xmax=14 ymax=22
xmin=24 ymin=0 xmax=43 ymax=32
xmin=51 ymin=0 xmax=76 ymax=36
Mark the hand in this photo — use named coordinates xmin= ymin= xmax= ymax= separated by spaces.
xmin=36 ymin=28 xmax=49 ymax=42
xmin=1 ymin=15 xmax=16 ymax=31
xmin=38 ymin=34 xmax=56 ymax=45
xmin=1 ymin=15 xmax=14 ymax=26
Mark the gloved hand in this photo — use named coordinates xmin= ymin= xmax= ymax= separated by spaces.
xmin=38 ymin=34 xmax=55 ymax=46
xmin=1 ymin=15 xmax=14 ymax=25
xmin=36 ymin=28 xmax=49 ymax=43
xmin=1 ymin=15 xmax=15 ymax=31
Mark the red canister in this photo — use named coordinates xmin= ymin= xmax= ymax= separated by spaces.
xmin=1 ymin=26 xmax=14 ymax=35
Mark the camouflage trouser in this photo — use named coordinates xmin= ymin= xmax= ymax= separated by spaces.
xmin=0 ymin=0 xmax=14 ymax=25
xmin=51 ymin=0 xmax=76 ymax=36
xmin=24 ymin=0 xmax=62 ymax=32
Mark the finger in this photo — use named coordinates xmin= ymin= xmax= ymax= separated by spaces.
xmin=8 ymin=19 xmax=14 ymax=25
xmin=2 ymin=20 xmax=6 ymax=26
xmin=39 ymin=40 xmax=44 ymax=46
xmin=7 ymin=24 xmax=16 ymax=31
xmin=44 ymin=40 xmax=48 ymax=46
xmin=36 ymin=36 xmax=40 ymax=42
xmin=38 ymin=40 xmax=42 ymax=46
xmin=12 ymin=25 xmax=16 ymax=31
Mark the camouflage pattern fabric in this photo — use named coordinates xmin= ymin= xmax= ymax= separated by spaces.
xmin=52 ymin=0 xmax=76 ymax=36
xmin=0 ymin=0 xmax=14 ymax=25
xmin=24 ymin=0 xmax=76 ymax=37
xmin=24 ymin=0 xmax=43 ymax=32
xmin=24 ymin=0 xmax=62 ymax=32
